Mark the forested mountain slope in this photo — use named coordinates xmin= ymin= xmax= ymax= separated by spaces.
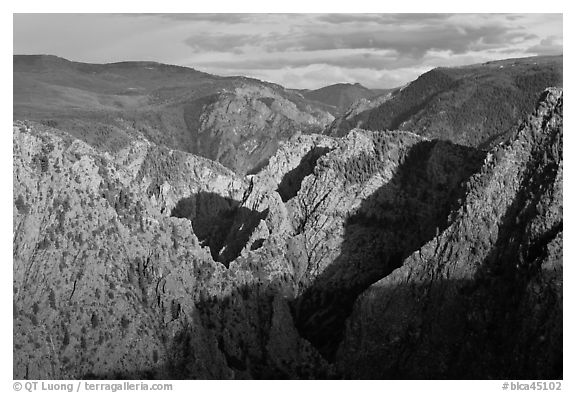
xmin=327 ymin=55 xmax=562 ymax=150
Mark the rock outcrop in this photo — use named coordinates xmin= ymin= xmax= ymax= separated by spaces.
xmin=13 ymin=87 xmax=562 ymax=379
xmin=185 ymin=84 xmax=333 ymax=175
xmin=336 ymin=88 xmax=563 ymax=379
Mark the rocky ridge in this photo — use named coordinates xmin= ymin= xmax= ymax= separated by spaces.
xmin=336 ymin=88 xmax=563 ymax=378
xmin=326 ymin=55 xmax=562 ymax=150
xmin=13 ymin=88 xmax=562 ymax=379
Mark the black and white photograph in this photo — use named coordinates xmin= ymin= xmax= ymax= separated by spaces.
xmin=10 ymin=9 xmax=565 ymax=384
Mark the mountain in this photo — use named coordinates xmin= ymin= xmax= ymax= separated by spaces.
xmin=336 ymin=88 xmax=563 ymax=379
xmin=326 ymin=55 xmax=562 ymax=149
xmin=13 ymin=86 xmax=562 ymax=379
xmin=299 ymin=83 xmax=388 ymax=115
xmin=13 ymin=55 xmax=334 ymax=175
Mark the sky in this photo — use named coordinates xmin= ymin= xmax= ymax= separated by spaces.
xmin=13 ymin=13 xmax=563 ymax=89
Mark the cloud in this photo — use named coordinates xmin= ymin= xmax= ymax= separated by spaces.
xmin=273 ymin=24 xmax=535 ymax=56
xmin=184 ymin=33 xmax=259 ymax=53
xmin=13 ymin=13 xmax=563 ymax=89
xmin=316 ymin=13 xmax=453 ymax=25
xmin=192 ymin=49 xmax=495 ymax=73
xmin=174 ymin=13 xmax=561 ymax=87
xmin=183 ymin=16 xmax=538 ymax=60
xmin=525 ymin=36 xmax=563 ymax=56
xmin=158 ymin=13 xmax=257 ymax=24
xmin=193 ymin=50 xmax=409 ymax=71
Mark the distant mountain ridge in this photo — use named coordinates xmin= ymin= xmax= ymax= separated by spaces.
xmin=16 ymin=54 xmax=561 ymax=174
xmin=298 ymin=82 xmax=390 ymax=115
xmin=326 ymin=55 xmax=562 ymax=149
xmin=13 ymin=55 xmax=334 ymax=175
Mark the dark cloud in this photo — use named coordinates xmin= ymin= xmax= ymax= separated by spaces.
xmin=525 ymin=36 xmax=563 ymax=56
xmin=181 ymin=12 xmax=539 ymax=60
xmin=183 ymin=22 xmax=535 ymax=60
xmin=179 ymin=13 xmax=554 ymax=65
xmin=264 ymin=24 xmax=535 ymax=58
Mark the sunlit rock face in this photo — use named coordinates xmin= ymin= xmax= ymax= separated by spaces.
xmin=336 ymin=88 xmax=563 ymax=379
xmin=13 ymin=88 xmax=562 ymax=380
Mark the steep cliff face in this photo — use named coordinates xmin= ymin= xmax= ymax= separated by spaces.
xmin=184 ymin=84 xmax=333 ymax=175
xmin=13 ymin=88 xmax=562 ymax=380
xmin=12 ymin=119 xmax=331 ymax=379
xmin=277 ymin=131 xmax=484 ymax=359
xmin=336 ymin=88 xmax=563 ymax=379
xmin=13 ymin=120 xmax=242 ymax=379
